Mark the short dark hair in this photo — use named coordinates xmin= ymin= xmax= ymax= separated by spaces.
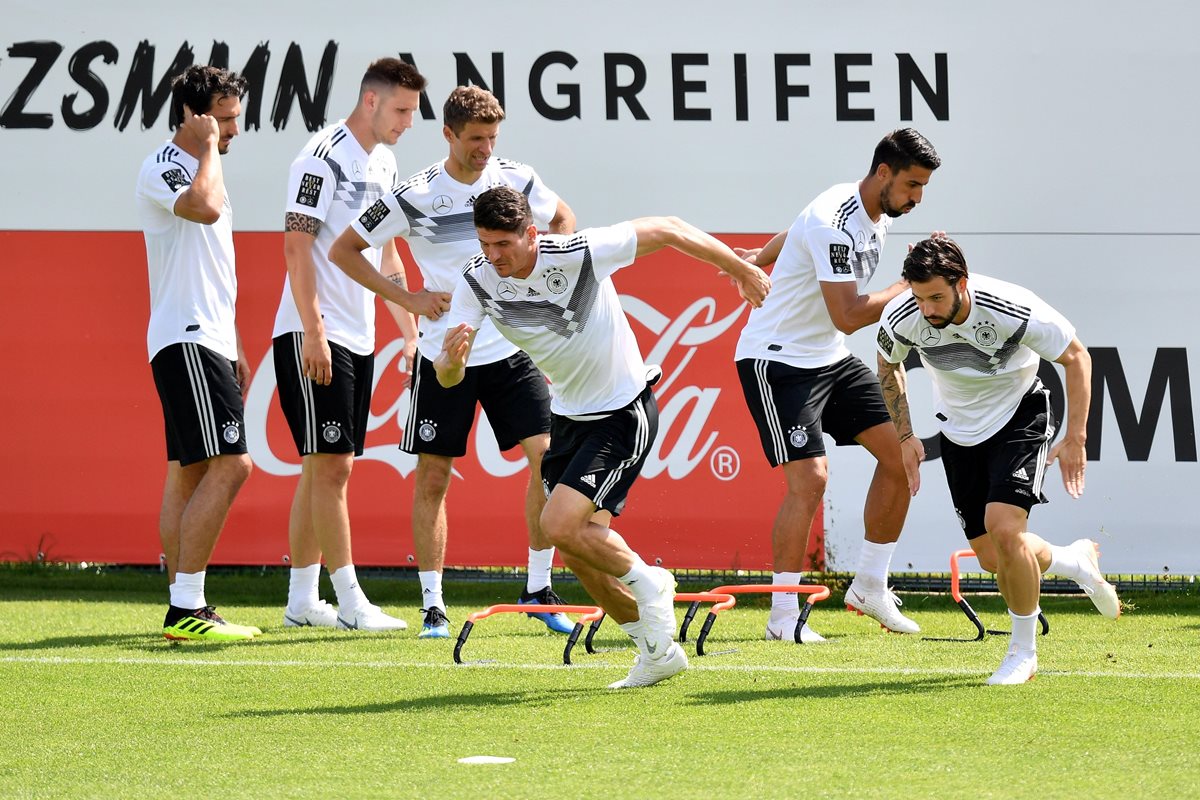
xmin=473 ymin=186 xmax=531 ymax=233
xmin=902 ymin=237 xmax=969 ymax=285
xmin=361 ymin=58 xmax=427 ymax=96
xmin=869 ymin=128 xmax=941 ymax=175
xmin=443 ymin=85 xmax=504 ymax=134
xmin=170 ymin=65 xmax=247 ymax=121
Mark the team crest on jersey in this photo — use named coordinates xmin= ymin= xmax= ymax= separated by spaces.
xmin=877 ymin=327 xmax=895 ymax=356
xmin=358 ymin=198 xmax=390 ymax=232
xmin=788 ymin=426 xmax=809 ymax=448
xmin=161 ymin=168 xmax=189 ymax=192
xmin=222 ymin=422 xmax=241 ymax=444
xmin=973 ymin=321 xmax=998 ymax=346
xmin=322 ymin=422 xmax=342 ymax=443
xmin=497 ymin=282 xmax=518 ymax=300
xmin=829 ymin=243 xmax=851 ymax=274
xmin=296 ymin=173 xmax=323 ymax=207
xmin=418 ymin=419 xmax=438 ymax=442
xmin=545 ymin=268 xmax=569 ymax=295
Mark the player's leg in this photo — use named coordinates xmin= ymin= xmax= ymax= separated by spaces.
xmin=983 ymin=502 xmax=1043 ymax=685
xmin=158 ymin=459 xmax=203 ymax=584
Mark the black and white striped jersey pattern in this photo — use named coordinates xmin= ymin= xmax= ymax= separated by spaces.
xmin=886 ymin=292 xmax=1031 ymax=376
xmin=392 ymin=163 xmax=538 ymax=246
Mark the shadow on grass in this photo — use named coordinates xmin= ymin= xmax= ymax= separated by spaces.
xmin=0 ymin=628 xmax=403 ymax=654
xmin=684 ymin=673 xmax=977 ymax=704
xmin=226 ymin=687 xmax=599 ymax=718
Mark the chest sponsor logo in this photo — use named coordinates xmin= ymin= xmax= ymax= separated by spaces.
xmin=161 ymin=168 xmax=189 ymax=193
xmin=921 ymin=327 xmax=942 ymax=345
xmin=497 ymin=282 xmax=518 ymax=300
xmin=358 ymin=198 xmax=390 ymax=232
xmin=432 ymin=194 xmax=454 ymax=214
xmin=829 ymin=243 xmax=851 ymax=274
xmin=296 ymin=173 xmax=324 ymax=207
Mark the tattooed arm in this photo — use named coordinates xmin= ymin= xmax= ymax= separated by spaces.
xmin=380 ymin=241 xmax=419 ymax=387
xmin=878 ymin=352 xmax=924 ymax=496
xmin=283 ymin=211 xmax=333 ymax=385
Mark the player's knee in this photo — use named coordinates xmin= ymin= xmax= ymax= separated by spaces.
xmin=413 ymin=457 xmax=453 ymax=498
xmin=538 ymin=507 xmax=580 ymax=550
xmin=212 ymin=453 xmax=252 ymax=488
xmin=783 ymin=460 xmax=827 ymax=496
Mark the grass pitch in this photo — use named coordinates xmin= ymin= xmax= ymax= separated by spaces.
xmin=3 ymin=567 xmax=1199 ymax=799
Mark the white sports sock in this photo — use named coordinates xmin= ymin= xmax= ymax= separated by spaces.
xmin=617 ymin=557 xmax=660 ymax=606
xmin=770 ymin=571 xmax=803 ymax=616
xmin=855 ymin=540 xmax=897 ymax=586
xmin=419 ymin=570 xmax=445 ymax=611
xmin=170 ymin=571 xmax=206 ymax=610
xmin=526 ymin=547 xmax=555 ymax=594
xmin=1046 ymin=543 xmax=1087 ymax=582
xmin=1009 ymin=608 xmax=1040 ymax=651
xmin=330 ymin=565 xmax=369 ymax=613
xmin=618 ymin=619 xmax=647 ymax=655
xmin=287 ymin=564 xmax=321 ymax=614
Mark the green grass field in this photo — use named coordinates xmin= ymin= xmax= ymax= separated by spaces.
xmin=3 ymin=567 xmax=1198 ymax=799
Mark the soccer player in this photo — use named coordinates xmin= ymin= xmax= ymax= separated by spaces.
xmin=329 ymin=87 xmax=577 ymax=639
xmin=272 ymin=59 xmax=447 ymax=632
xmin=734 ymin=128 xmax=941 ymax=641
xmin=135 ymin=65 xmax=259 ymax=642
xmin=876 ymin=236 xmax=1119 ymax=684
xmin=435 ymin=186 xmax=771 ymax=688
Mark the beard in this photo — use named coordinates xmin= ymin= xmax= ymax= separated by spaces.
xmin=924 ymin=286 xmax=963 ymax=329
xmin=879 ymin=181 xmax=914 ymax=218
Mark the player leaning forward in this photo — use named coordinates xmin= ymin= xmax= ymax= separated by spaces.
xmin=436 ymin=187 xmax=771 ymax=688
xmin=876 ymin=236 xmax=1119 ymax=685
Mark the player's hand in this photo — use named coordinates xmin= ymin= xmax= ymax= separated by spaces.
xmin=303 ymin=332 xmax=333 ymax=386
xmin=1046 ymin=437 xmax=1086 ymax=499
xmin=736 ymin=265 xmax=772 ymax=308
xmin=234 ymin=353 xmax=252 ymax=399
xmin=398 ymin=337 xmax=417 ymax=389
xmin=733 ymin=246 xmax=763 ymax=265
xmin=901 ymin=435 xmax=925 ymax=496
xmin=182 ymin=104 xmax=220 ymax=148
xmin=441 ymin=323 xmax=474 ymax=370
xmin=908 ymin=230 xmax=948 ymax=253
xmin=408 ymin=289 xmax=452 ymax=320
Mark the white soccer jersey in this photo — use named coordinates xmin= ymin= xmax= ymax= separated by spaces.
xmin=446 ymin=223 xmax=643 ymax=417
xmin=135 ymin=143 xmax=238 ymax=362
xmin=736 ymin=182 xmax=893 ymax=368
xmin=352 ymin=157 xmax=560 ymax=365
xmin=272 ymin=122 xmax=397 ymax=356
xmin=876 ymin=273 xmax=1076 ymax=446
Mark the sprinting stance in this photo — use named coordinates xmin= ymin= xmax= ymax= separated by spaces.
xmin=135 ymin=65 xmax=259 ymax=642
xmin=734 ymin=129 xmax=940 ymax=640
xmin=876 ymin=236 xmax=1119 ymax=684
xmin=330 ymin=87 xmax=576 ymax=639
xmin=272 ymin=59 xmax=442 ymax=632
xmin=436 ymin=186 xmax=771 ymax=688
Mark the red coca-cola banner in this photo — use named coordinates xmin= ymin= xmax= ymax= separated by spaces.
xmin=0 ymin=230 xmax=822 ymax=570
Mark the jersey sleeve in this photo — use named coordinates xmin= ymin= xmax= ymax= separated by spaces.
xmin=876 ymin=293 xmax=913 ymax=364
xmin=350 ymin=187 xmax=413 ymax=248
xmin=140 ymin=159 xmax=194 ymax=214
xmin=445 ymin=271 xmax=487 ymax=335
xmin=803 ymin=221 xmax=857 ymax=283
xmin=1021 ymin=293 xmax=1076 ymax=361
xmin=512 ymin=164 xmax=561 ymax=229
xmin=284 ymin=155 xmax=335 ymax=223
xmin=586 ymin=222 xmax=639 ymax=281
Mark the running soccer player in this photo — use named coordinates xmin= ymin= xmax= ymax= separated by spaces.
xmin=876 ymin=236 xmax=1119 ymax=684
xmin=135 ymin=65 xmax=259 ymax=642
xmin=272 ymin=59 xmax=447 ymax=632
xmin=435 ymin=186 xmax=771 ymax=688
xmin=734 ymin=128 xmax=940 ymax=641
xmin=329 ymin=87 xmax=577 ymax=639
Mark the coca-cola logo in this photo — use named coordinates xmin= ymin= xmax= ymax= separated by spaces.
xmin=245 ymin=294 xmax=749 ymax=481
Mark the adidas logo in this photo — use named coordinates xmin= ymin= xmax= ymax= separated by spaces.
xmin=580 ymin=473 xmax=597 ymax=488
xmin=527 ymin=287 xmax=540 ymax=297
xmin=1012 ymin=467 xmax=1029 ymax=480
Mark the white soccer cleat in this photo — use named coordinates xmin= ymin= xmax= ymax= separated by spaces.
xmin=336 ymin=603 xmax=408 ymax=632
xmin=987 ymin=645 xmax=1038 ymax=685
xmin=765 ymin=615 xmax=827 ymax=644
xmin=1070 ymin=539 xmax=1121 ymax=619
xmin=283 ymin=599 xmax=338 ymax=628
xmin=844 ymin=578 xmax=921 ymax=634
xmin=608 ymin=641 xmax=689 ymax=689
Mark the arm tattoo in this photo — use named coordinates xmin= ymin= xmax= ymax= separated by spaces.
xmin=284 ymin=212 xmax=321 ymax=236
xmin=877 ymin=354 xmax=916 ymax=442
xmin=385 ymin=272 xmax=408 ymax=289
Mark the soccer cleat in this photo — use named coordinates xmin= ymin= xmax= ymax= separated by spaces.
xmin=283 ymin=599 xmax=338 ymax=628
xmin=418 ymin=606 xmax=450 ymax=639
xmin=163 ymin=605 xmax=260 ymax=642
xmin=844 ymin=578 xmax=921 ymax=634
xmin=636 ymin=567 xmax=679 ymax=650
xmin=1070 ymin=539 xmax=1121 ymax=619
xmin=518 ymin=586 xmax=575 ymax=634
xmin=765 ymin=615 xmax=827 ymax=644
xmin=987 ymin=645 xmax=1038 ymax=685
xmin=608 ymin=641 xmax=689 ymax=689
xmin=335 ymin=603 xmax=408 ymax=632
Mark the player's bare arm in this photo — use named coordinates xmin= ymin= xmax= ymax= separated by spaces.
xmin=328 ymin=226 xmax=452 ymax=320
xmin=1046 ymin=336 xmax=1092 ymax=499
xmin=878 ymin=353 xmax=924 ymax=496
xmin=548 ymin=198 xmax=576 ymax=234
xmin=734 ymin=229 xmax=787 ymax=268
xmin=283 ymin=211 xmax=333 ymax=385
xmin=172 ymin=106 xmax=226 ymax=224
xmin=821 ymin=278 xmax=909 ymax=334
xmin=381 ymin=241 xmax=420 ymax=386
xmin=433 ymin=323 xmax=477 ymax=388
xmin=631 ymin=216 xmax=771 ymax=307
